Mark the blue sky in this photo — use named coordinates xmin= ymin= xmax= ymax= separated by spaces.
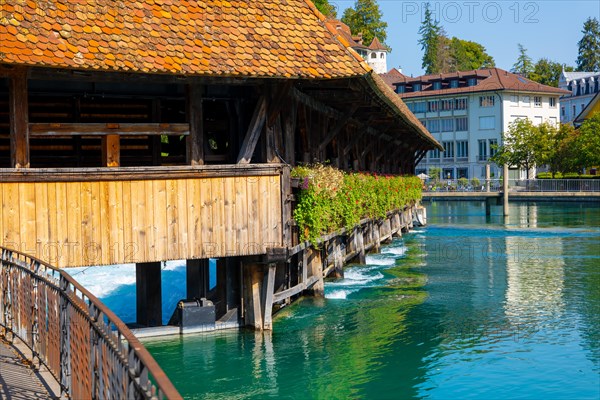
xmin=331 ymin=1 xmax=600 ymax=76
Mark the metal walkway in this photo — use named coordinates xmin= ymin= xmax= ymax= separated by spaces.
xmin=0 ymin=339 xmax=59 ymax=399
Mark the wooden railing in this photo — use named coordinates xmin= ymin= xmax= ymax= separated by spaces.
xmin=0 ymin=246 xmax=182 ymax=399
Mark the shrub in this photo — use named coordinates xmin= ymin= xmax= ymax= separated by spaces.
xmin=293 ymin=166 xmax=422 ymax=244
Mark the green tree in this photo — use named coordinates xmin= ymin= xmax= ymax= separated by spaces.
xmin=311 ymin=0 xmax=337 ymax=17
xmin=549 ymin=123 xmax=577 ymax=174
xmin=530 ymin=58 xmax=574 ymax=87
xmin=577 ymin=17 xmax=600 ymax=71
xmin=341 ymin=0 xmax=388 ymax=47
xmin=491 ymin=119 xmax=554 ymax=179
xmin=418 ymin=3 xmax=441 ymax=74
xmin=511 ymin=43 xmax=533 ymax=77
xmin=449 ymin=38 xmax=495 ymax=71
xmin=573 ymin=113 xmax=600 ymax=170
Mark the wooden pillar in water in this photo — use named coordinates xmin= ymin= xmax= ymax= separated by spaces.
xmin=243 ymin=262 xmax=264 ymax=330
xmin=186 ymin=259 xmax=209 ymax=299
xmin=136 ymin=262 xmax=162 ymax=327
xmin=503 ymin=164 xmax=509 ymax=216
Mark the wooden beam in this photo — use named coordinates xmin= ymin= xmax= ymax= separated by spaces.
xmin=318 ymin=105 xmax=358 ymax=152
xmin=262 ymin=263 xmax=277 ymax=330
xmin=267 ymin=82 xmax=293 ymax=127
xmin=101 ymin=134 xmax=120 ymax=167
xmin=187 ymin=84 xmax=204 ymax=166
xmin=29 ymin=123 xmax=190 ymax=136
xmin=237 ymin=96 xmax=267 ymax=164
xmin=9 ymin=68 xmax=29 ymax=168
xmin=282 ymin=98 xmax=297 ymax=165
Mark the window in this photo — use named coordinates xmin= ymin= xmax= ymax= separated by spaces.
xmin=489 ymin=139 xmax=498 ymax=157
xmin=443 ymin=141 xmax=454 ymax=159
xmin=521 ymin=96 xmax=530 ymax=107
xmin=572 ymin=105 xmax=576 ymax=117
xmin=455 ymin=98 xmax=468 ymax=110
xmin=450 ymin=79 xmax=459 ymax=88
xmin=457 ymin=168 xmax=468 ymax=179
xmin=534 ymin=96 xmax=542 ymax=107
xmin=429 ymin=149 xmax=440 ymax=159
xmin=534 ymin=116 xmax=543 ymax=125
xmin=582 ymin=103 xmax=586 ymax=112
xmin=549 ymin=97 xmax=556 ymax=108
xmin=380 ymin=53 xmax=384 ymax=59
xmin=478 ymin=140 xmax=488 ymax=161
xmin=511 ymin=95 xmax=519 ymax=106
xmin=371 ymin=52 xmax=377 ymax=59
xmin=441 ymin=118 xmax=454 ymax=132
xmin=411 ymin=102 xmax=426 ymax=113
xmin=440 ymin=98 xmax=454 ymax=111
xmin=413 ymin=83 xmax=421 ymax=92
xmin=428 ymin=119 xmax=440 ymax=133
xmin=479 ymin=116 xmax=496 ymax=130
xmin=456 ymin=140 xmax=468 ymax=159
xmin=419 ymin=119 xmax=426 ymax=128
xmin=467 ymin=78 xmax=477 ymax=86
xmin=433 ymin=81 xmax=442 ymax=90
xmin=428 ymin=100 xmax=439 ymax=112
xmin=479 ymin=95 xmax=495 ymax=107
xmin=443 ymin=168 xmax=454 ymax=179
xmin=455 ymin=117 xmax=468 ymax=131
xmin=549 ymin=117 xmax=558 ymax=126
xmin=397 ymin=85 xmax=405 ymax=94
xmin=561 ymin=106 xmax=565 ymax=116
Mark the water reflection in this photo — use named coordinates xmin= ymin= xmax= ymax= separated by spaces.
xmin=143 ymin=202 xmax=599 ymax=400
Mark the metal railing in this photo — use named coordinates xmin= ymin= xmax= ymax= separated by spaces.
xmin=0 ymin=247 xmax=182 ymax=400
xmin=422 ymin=179 xmax=600 ymax=193
xmin=508 ymin=179 xmax=600 ymax=192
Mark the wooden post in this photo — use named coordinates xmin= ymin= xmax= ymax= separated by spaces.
xmin=243 ymin=263 xmax=264 ymax=330
xmin=281 ymin=166 xmax=292 ymax=248
xmin=237 ymin=96 xmax=267 ymax=164
xmin=485 ymin=164 xmax=491 ymax=192
xmin=262 ymin=263 xmax=276 ymax=330
xmin=136 ymin=262 xmax=162 ymax=327
xmin=282 ymin=99 xmax=297 ymax=165
xmin=503 ymin=164 xmax=509 ymax=216
xmin=101 ymin=134 xmax=120 ymax=167
xmin=187 ymin=84 xmax=204 ymax=165
xmin=356 ymin=227 xmax=366 ymax=264
xmin=373 ymin=222 xmax=381 ymax=252
xmin=186 ymin=259 xmax=209 ymax=299
xmin=308 ymin=248 xmax=324 ymax=296
xmin=9 ymin=68 xmax=29 ymax=168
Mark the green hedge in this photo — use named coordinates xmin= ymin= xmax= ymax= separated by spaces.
xmin=292 ymin=165 xmax=422 ymax=244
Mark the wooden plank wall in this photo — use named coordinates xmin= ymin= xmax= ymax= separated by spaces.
xmin=0 ymin=175 xmax=282 ymax=268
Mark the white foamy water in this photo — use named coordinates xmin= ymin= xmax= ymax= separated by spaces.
xmin=326 ymin=289 xmax=353 ymax=299
xmin=365 ymin=254 xmax=396 ymax=266
xmin=69 ymin=264 xmax=136 ymax=297
xmin=382 ymin=245 xmax=407 ymax=256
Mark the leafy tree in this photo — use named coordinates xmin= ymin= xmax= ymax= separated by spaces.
xmin=577 ymin=17 xmax=600 ymax=71
xmin=511 ymin=43 xmax=533 ymax=77
xmin=572 ymin=112 xmax=600 ymax=170
xmin=449 ymin=38 xmax=495 ymax=71
xmin=491 ymin=119 xmax=553 ymax=179
xmin=549 ymin=123 xmax=577 ymax=174
xmin=418 ymin=3 xmax=441 ymax=74
xmin=311 ymin=0 xmax=337 ymax=17
xmin=341 ymin=0 xmax=388 ymax=46
xmin=530 ymin=58 xmax=573 ymax=87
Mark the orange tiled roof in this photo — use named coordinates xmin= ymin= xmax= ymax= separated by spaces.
xmin=368 ymin=37 xmax=387 ymax=51
xmin=0 ymin=0 xmax=369 ymax=79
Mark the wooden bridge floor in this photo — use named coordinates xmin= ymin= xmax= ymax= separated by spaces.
xmin=0 ymin=339 xmax=60 ymax=399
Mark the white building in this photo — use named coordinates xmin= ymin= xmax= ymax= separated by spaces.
xmin=558 ymin=71 xmax=600 ymax=124
xmin=390 ymin=68 xmax=569 ymax=180
xmin=325 ymin=20 xmax=388 ymax=74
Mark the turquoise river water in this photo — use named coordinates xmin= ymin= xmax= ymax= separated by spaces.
xmin=143 ymin=201 xmax=600 ymax=399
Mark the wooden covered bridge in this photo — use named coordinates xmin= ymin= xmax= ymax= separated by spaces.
xmin=0 ymin=0 xmax=440 ymax=371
